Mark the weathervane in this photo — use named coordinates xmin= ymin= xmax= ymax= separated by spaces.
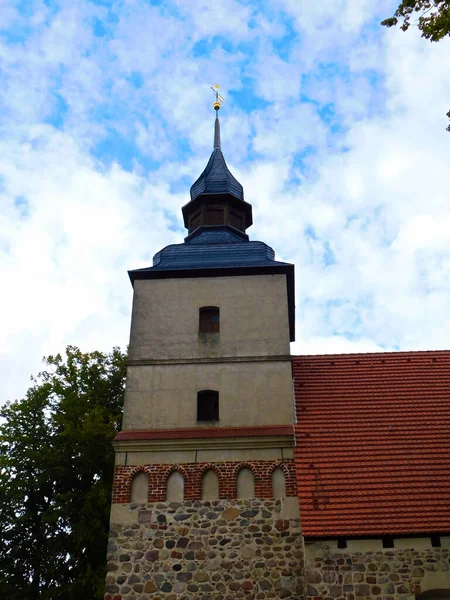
xmin=210 ymin=84 xmax=225 ymax=112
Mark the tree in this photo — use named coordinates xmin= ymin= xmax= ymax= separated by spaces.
xmin=381 ymin=1 xmax=450 ymax=131
xmin=0 ymin=346 xmax=126 ymax=600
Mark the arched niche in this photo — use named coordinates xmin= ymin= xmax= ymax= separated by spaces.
xmin=201 ymin=469 xmax=219 ymax=501
xmin=416 ymin=591 xmax=450 ymax=599
xmin=236 ymin=467 xmax=255 ymax=499
xmin=271 ymin=467 xmax=286 ymax=499
xmin=166 ymin=471 xmax=184 ymax=502
xmin=419 ymin=571 xmax=450 ymax=597
xmin=130 ymin=471 xmax=148 ymax=503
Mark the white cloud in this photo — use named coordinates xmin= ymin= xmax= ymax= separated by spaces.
xmin=0 ymin=125 xmax=180 ymax=403
xmin=1 ymin=0 xmax=450 ymax=406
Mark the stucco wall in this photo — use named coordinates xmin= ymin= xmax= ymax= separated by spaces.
xmin=122 ymin=360 xmax=294 ymax=430
xmin=128 ymin=274 xmax=290 ymax=361
xmin=115 ymin=447 xmax=294 ymax=466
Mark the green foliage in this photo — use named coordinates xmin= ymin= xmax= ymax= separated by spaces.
xmin=381 ymin=0 xmax=450 ymax=41
xmin=0 ymin=346 xmax=127 ymax=600
xmin=381 ymin=1 xmax=450 ymax=131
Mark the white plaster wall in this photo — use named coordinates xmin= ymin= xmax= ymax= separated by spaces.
xmin=122 ymin=360 xmax=293 ymax=430
xmin=130 ymin=472 xmax=148 ymax=503
xmin=237 ymin=468 xmax=255 ymax=498
xmin=201 ymin=470 xmax=219 ymax=500
xmin=272 ymin=467 xmax=287 ymax=498
xmin=128 ymin=274 xmax=290 ymax=361
xmin=166 ymin=471 xmax=184 ymax=501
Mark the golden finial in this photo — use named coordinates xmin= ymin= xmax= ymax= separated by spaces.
xmin=210 ymin=84 xmax=225 ymax=112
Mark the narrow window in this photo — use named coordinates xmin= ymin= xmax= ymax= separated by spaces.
xmin=197 ymin=390 xmax=219 ymax=421
xmin=166 ymin=471 xmax=184 ymax=502
xmin=201 ymin=469 xmax=219 ymax=500
xmin=130 ymin=472 xmax=148 ymax=503
xmin=271 ymin=467 xmax=286 ymax=499
xmin=236 ymin=467 xmax=255 ymax=499
xmin=199 ymin=306 xmax=219 ymax=334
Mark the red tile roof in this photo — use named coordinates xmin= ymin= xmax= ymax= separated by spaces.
xmin=115 ymin=424 xmax=293 ymax=441
xmin=293 ymin=350 xmax=450 ymax=537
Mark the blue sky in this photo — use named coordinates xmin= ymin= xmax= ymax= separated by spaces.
xmin=1 ymin=0 xmax=450 ymax=404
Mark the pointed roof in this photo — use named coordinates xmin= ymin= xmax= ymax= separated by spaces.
xmin=189 ymin=114 xmax=244 ymax=203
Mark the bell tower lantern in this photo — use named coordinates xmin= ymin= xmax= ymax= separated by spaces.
xmin=182 ymin=111 xmax=253 ymax=237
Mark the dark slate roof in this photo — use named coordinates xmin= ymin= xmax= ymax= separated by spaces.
xmin=190 ymin=148 xmax=244 ymax=202
xmin=135 ymin=227 xmax=290 ymax=272
xmin=128 ymin=226 xmax=296 ymax=341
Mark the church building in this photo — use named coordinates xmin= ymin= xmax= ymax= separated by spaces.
xmin=104 ymin=100 xmax=450 ymax=600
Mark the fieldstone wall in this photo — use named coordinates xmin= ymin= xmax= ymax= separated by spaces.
xmin=105 ymin=498 xmax=304 ymax=600
xmin=305 ymin=541 xmax=450 ymax=600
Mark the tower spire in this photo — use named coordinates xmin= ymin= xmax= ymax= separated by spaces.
xmin=181 ymin=85 xmax=253 ymax=236
xmin=210 ymin=84 xmax=225 ymax=149
xmin=214 ymin=113 xmax=221 ymax=149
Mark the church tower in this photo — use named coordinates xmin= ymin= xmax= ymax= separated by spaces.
xmin=105 ymin=98 xmax=304 ymax=600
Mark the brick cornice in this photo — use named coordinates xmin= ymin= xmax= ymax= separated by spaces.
xmin=115 ymin=424 xmax=293 ymax=441
xmin=113 ymin=425 xmax=294 ymax=452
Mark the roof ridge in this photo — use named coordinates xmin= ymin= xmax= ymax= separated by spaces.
xmin=293 ymin=349 xmax=450 ymax=359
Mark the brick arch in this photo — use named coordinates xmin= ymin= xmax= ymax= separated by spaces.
xmin=266 ymin=461 xmax=290 ymax=478
xmin=125 ymin=466 xmax=152 ymax=503
xmin=199 ymin=462 xmax=221 ymax=476
xmin=266 ymin=461 xmax=296 ymax=497
xmin=233 ymin=462 xmax=256 ymax=499
xmin=266 ymin=462 xmax=290 ymax=499
xmin=232 ymin=462 xmax=256 ymax=477
xmin=163 ymin=464 xmax=188 ymax=482
xmin=164 ymin=464 xmax=193 ymax=501
xmin=199 ymin=463 xmax=221 ymax=500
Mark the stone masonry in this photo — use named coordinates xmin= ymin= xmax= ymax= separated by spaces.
xmin=305 ymin=541 xmax=450 ymax=600
xmin=105 ymin=498 xmax=304 ymax=600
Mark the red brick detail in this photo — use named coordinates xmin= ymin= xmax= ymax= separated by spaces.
xmin=112 ymin=459 xmax=296 ymax=504
xmin=114 ymin=424 xmax=293 ymax=441
xmin=266 ymin=460 xmax=291 ymax=480
xmin=293 ymin=350 xmax=450 ymax=537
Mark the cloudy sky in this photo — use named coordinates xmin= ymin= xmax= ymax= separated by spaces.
xmin=1 ymin=0 xmax=450 ymax=405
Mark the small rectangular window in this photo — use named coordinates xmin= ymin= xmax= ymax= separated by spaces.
xmin=431 ymin=535 xmax=441 ymax=547
xmin=197 ymin=390 xmax=219 ymax=421
xmin=199 ymin=307 xmax=219 ymax=334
